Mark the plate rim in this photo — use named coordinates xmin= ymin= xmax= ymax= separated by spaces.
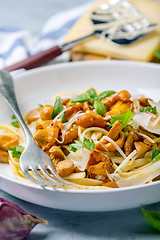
xmin=13 ymin=60 xmax=160 ymax=81
xmin=1 ymin=166 xmax=160 ymax=194
xmin=1 ymin=60 xmax=160 ymax=194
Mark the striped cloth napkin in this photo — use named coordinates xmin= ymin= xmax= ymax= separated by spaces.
xmin=0 ymin=2 xmax=92 ymax=69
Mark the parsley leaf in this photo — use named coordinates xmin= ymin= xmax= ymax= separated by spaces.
xmin=154 ymin=49 xmax=160 ymax=60
xmin=51 ymin=96 xmax=66 ymax=123
xmin=140 ymin=106 xmax=157 ymax=114
xmin=70 ymin=89 xmax=116 ymax=104
xmin=107 ymin=123 xmax=113 ymax=128
xmin=11 ymin=115 xmax=16 ymax=120
xmin=69 ymin=140 xmax=84 ymax=152
xmin=97 ymin=90 xmax=116 ymax=100
xmin=8 ymin=146 xmax=24 ymax=158
xmin=70 ymin=89 xmax=116 ymax=116
xmin=11 ymin=121 xmax=19 ymax=128
xmin=110 ymin=109 xmax=134 ymax=127
xmin=141 ymin=206 xmax=160 ymax=231
xmin=151 ymin=148 xmax=160 ymax=162
xmin=69 ymin=138 xmax=95 ymax=152
xmin=86 ymin=89 xmax=98 ymax=99
xmin=94 ymin=100 xmax=106 ymax=116
xmin=70 ymin=89 xmax=97 ymax=103
xmin=38 ymin=104 xmax=43 ymax=108
xmin=11 ymin=115 xmax=19 ymax=128
xmin=69 ymin=93 xmax=91 ymax=103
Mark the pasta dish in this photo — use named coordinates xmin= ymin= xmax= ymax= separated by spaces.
xmin=0 ymin=89 xmax=160 ymax=189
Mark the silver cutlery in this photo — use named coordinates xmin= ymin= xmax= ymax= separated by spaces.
xmin=4 ymin=0 xmax=157 ymax=72
xmin=0 ymin=70 xmax=73 ymax=187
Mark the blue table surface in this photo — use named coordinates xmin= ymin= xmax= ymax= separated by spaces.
xmin=1 ymin=0 xmax=160 ymax=239
xmin=1 ymin=189 xmax=160 ymax=240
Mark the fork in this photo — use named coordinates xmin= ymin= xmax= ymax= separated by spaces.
xmin=0 ymin=70 xmax=73 ymax=187
xmin=4 ymin=1 xmax=157 ymax=72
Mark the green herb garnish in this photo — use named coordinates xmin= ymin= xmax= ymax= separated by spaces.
xmin=11 ymin=121 xmax=19 ymax=128
xmin=70 ymin=89 xmax=116 ymax=103
xmin=154 ymin=49 xmax=160 ymax=60
xmin=38 ymin=104 xmax=43 ymax=108
xmin=11 ymin=115 xmax=16 ymax=120
xmin=51 ymin=96 xmax=66 ymax=123
xmin=140 ymin=106 xmax=157 ymax=115
xmin=11 ymin=115 xmax=19 ymax=128
xmin=151 ymin=148 xmax=160 ymax=162
xmin=8 ymin=146 xmax=24 ymax=158
xmin=97 ymin=91 xmax=116 ymax=100
xmin=107 ymin=123 xmax=113 ymax=128
xmin=70 ymin=89 xmax=116 ymax=116
xmin=141 ymin=206 xmax=160 ymax=231
xmin=110 ymin=109 xmax=134 ymax=127
xmin=94 ymin=100 xmax=106 ymax=116
xmin=69 ymin=138 xmax=95 ymax=152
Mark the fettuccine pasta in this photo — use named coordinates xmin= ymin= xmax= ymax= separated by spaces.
xmin=0 ymin=89 xmax=160 ymax=189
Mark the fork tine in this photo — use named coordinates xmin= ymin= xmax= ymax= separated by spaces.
xmin=47 ymin=165 xmax=73 ymax=186
xmin=39 ymin=167 xmax=64 ymax=187
xmin=22 ymin=170 xmax=45 ymax=186
xmin=31 ymin=168 xmax=59 ymax=187
xmin=0 ymin=70 xmax=74 ymax=187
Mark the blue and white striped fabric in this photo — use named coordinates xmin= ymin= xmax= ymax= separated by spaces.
xmin=0 ymin=2 xmax=92 ymax=69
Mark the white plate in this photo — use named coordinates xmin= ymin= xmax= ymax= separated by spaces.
xmin=0 ymin=60 xmax=160 ymax=212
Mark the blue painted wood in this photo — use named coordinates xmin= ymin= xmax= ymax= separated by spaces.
xmin=0 ymin=189 xmax=159 ymax=239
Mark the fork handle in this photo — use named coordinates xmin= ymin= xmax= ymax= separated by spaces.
xmin=3 ymin=33 xmax=95 ymax=72
xmin=0 ymin=70 xmax=33 ymax=140
xmin=4 ymin=45 xmax=62 ymax=72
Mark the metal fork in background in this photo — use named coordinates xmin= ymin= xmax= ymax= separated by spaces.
xmin=91 ymin=0 xmax=157 ymax=45
xmin=4 ymin=0 xmax=157 ymax=72
xmin=0 ymin=70 xmax=73 ymax=187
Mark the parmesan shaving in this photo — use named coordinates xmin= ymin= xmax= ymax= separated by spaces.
xmin=132 ymin=99 xmax=140 ymax=114
xmin=67 ymin=148 xmax=90 ymax=171
xmin=133 ymin=112 xmax=160 ymax=135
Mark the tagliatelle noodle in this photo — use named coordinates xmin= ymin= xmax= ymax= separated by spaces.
xmin=100 ymin=136 xmax=127 ymax=158
xmin=81 ymin=127 xmax=108 ymax=139
xmin=63 ymin=172 xmax=86 ymax=179
xmin=120 ymin=158 xmax=151 ymax=172
xmin=0 ymin=124 xmax=19 ymax=135
xmin=113 ymin=159 xmax=160 ymax=187
xmin=151 ymin=115 xmax=160 ymax=128
xmin=1 ymin=88 xmax=160 ymax=189
xmin=113 ymin=150 xmax=137 ymax=174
